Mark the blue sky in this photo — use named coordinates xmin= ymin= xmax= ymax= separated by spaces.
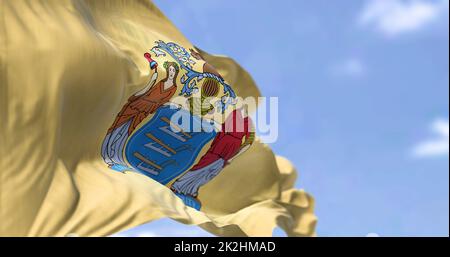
xmin=118 ymin=0 xmax=449 ymax=237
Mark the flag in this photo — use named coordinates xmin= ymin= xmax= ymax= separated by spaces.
xmin=0 ymin=0 xmax=316 ymax=236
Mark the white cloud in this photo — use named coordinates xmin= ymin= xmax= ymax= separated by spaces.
xmin=111 ymin=224 xmax=211 ymax=237
xmin=331 ymin=58 xmax=366 ymax=77
xmin=109 ymin=233 xmax=126 ymax=237
xmin=359 ymin=0 xmax=449 ymax=36
xmin=366 ymin=232 xmax=380 ymax=237
xmin=110 ymin=231 xmax=161 ymax=237
xmin=135 ymin=232 xmax=161 ymax=237
xmin=109 ymin=218 xmax=215 ymax=237
xmin=413 ymin=118 xmax=449 ymax=158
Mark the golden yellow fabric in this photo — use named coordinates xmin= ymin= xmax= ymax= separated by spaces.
xmin=0 ymin=0 xmax=316 ymax=236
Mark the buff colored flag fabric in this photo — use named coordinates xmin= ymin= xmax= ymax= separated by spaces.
xmin=0 ymin=0 xmax=316 ymax=236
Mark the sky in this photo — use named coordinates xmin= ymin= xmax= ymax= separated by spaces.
xmin=117 ymin=0 xmax=449 ymax=237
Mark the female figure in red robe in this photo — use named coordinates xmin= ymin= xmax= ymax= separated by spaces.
xmin=171 ymin=108 xmax=254 ymax=199
xmin=101 ymin=53 xmax=180 ymax=167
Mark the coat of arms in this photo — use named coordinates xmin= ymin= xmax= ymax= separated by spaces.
xmin=101 ymin=41 xmax=254 ymax=210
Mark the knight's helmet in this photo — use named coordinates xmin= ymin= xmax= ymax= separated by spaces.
xmin=189 ymin=77 xmax=220 ymax=115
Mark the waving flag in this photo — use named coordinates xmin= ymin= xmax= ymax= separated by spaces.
xmin=0 ymin=0 xmax=316 ymax=236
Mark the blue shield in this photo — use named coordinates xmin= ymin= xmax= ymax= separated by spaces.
xmin=124 ymin=106 xmax=217 ymax=185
